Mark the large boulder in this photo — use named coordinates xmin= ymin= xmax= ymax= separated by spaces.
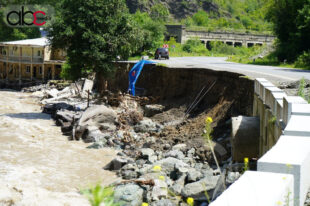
xmin=78 ymin=105 xmax=117 ymax=129
xmin=169 ymin=174 xmax=186 ymax=196
xmin=152 ymin=179 xmax=168 ymax=201
xmin=153 ymin=157 xmax=190 ymax=176
xmin=181 ymin=175 xmax=219 ymax=201
xmin=134 ymin=118 xmax=162 ymax=133
xmin=55 ymin=110 xmax=77 ymax=125
xmin=43 ymin=103 xmax=74 ymax=115
xmin=144 ymin=104 xmax=165 ymax=117
xmin=172 ymin=144 xmax=187 ymax=152
xmin=114 ymin=184 xmax=143 ymax=206
xmin=187 ymin=168 xmax=203 ymax=182
xmin=104 ymin=156 xmax=134 ymax=171
xmin=75 ymin=105 xmax=117 ymax=140
xmin=164 ymin=150 xmax=185 ymax=160
xmin=139 ymin=148 xmax=157 ymax=163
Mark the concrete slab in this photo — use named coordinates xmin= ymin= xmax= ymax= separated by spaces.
xmin=210 ymin=171 xmax=294 ymax=206
xmin=283 ymin=97 xmax=308 ymax=125
xmin=259 ymin=82 xmax=275 ymax=102
xmin=255 ymin=78 xmax=269 ymax=95
xmin=258 ymin=135 xmax=310 ymax=206
xmin=265 ymin=87 xmax=285 ymax=110
xmin=271 ymin=93 xmax=287 ymax=117
xmin=231 ymin=116 xmax=260 ymax=162
xmin=284 ymin=115 xmax=310 ymax=136
xmin=291 ymin=104 xmax=310 ymax=116
xmin=277 ymin=99 xmax=284 ymax=121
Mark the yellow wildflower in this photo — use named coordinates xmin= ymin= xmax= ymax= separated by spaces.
xmin=205 ymin=117 xmax=213 ymax=124
xmin=159 ymin=176 xmax=165 ymax=181
xmin=141 ymin=203 xmax=149 ymax=206
xmin=153 ymin=165 xmax=161 ymax=172
xmin=187 ymin=197 xmax=194 ymax=206
xmin=276 ymin=201 xmax=283 ymax=205
xmin=244 ymin=157 xmax=249 ymax=164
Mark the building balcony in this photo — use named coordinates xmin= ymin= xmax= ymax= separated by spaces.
xmin=0 ymin=55 xmax=43 ymax=63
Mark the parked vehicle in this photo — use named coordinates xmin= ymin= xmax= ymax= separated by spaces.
xmin=154 ymin=48 xmax=169 ymax=60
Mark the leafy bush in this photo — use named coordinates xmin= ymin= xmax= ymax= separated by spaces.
xmin=192 ymin=10 xmax=209 ymax=26
xmin=132 ymin=11 xmax=166 ymax=54
xmin=298 ymin=77 xmax=306 ymax=99
xmin=150 ymin=3 xmax=170 ymax=22
xmin=82 ymin=184 xmax=118 ymax=206
xmin=182 ymin=38 xmax=208 ymax=54
xmin=295 ymin=51 xmax=310 ymax=70
xmin=210 ymin=41 xmax=236 ymax=55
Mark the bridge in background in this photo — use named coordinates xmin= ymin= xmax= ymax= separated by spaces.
xmin=166 ymin=25 xmax=275 ymax=48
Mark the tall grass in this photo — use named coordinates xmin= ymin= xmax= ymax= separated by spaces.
xmin=82 ymin=184 xmax=118 ymax=206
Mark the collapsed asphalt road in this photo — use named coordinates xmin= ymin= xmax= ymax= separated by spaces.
xmin=153 ymin=57 xmax=310 ymax=83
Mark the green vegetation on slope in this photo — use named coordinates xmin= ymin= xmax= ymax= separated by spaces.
xmin=129 ymin=0 xmax=273 ymax=34
xmin=267 ymin=0 xmax=310 ymax=69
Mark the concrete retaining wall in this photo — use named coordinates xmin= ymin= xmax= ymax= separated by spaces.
xmin=211 ymin=78 xmax=310 ymax=206
xmin=165 ymin=25 xmax=275 ymax=46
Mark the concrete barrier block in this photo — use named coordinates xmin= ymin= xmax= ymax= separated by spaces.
xmin=284 ymin=115 xmax=310 ymax=136
xmin=283 ymin=97 xmax=307 ymax=125
xmin=231 ymin=116 xmax=260 ymax=162
xmin=258 ymin=135 xmax=310 ymax=206
xmin=255 ymin=78 xmax=268 ymax=95
xmin=210 ymin=171 xmax=294 ymax=206
xmin=277 ymin=99 xmax=284 ymax=121
xmin=271 ymin=93 xmax=287 ymax=117
xmin=265 ymin=87 xmax=285 ymax=109
xmin=291 ymin=104 xmax=310 ymax=116
xmin=259 ymin=82 xmax=275 ymax=102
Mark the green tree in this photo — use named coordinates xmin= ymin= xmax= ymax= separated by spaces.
xmin=192 ymin=10 xmax=209 ymax=26
xmin=267 ymin=0 xmax=310 ymax=62
xmin=48 ymin=0 xmax=141 ymax=80
xmin=132 ymin=11 xmax=166 ymax=53
xmin=150 ymin=3 xmax=170 ymax=22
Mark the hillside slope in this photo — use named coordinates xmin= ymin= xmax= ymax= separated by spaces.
xmin=126 ymin=0 xmax=220 ymax=19
xmin=126 ymin=0 xmax=272 ymax=32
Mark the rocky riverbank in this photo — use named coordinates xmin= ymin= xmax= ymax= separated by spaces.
xmin=21 ymin=79 xmax=247 ymax=206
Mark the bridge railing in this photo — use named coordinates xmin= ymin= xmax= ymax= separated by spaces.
xmin=210 ymin=78 xmax=310 ymax=206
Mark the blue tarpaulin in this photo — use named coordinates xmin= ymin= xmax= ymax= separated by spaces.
xmin=128 ymin=60 xmax=156 ymax=96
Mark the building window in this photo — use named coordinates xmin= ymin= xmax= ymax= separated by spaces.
xmin=38 ymin=50 xmax=41 ymax=56
xmin=26 ymin=66 xmax=30 ymax=73
xmin=39 ymin=66 xmax=42 ymax=74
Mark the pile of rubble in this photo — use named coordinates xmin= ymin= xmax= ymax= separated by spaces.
xmin=25 ymin=79 xmax=240 ymax=206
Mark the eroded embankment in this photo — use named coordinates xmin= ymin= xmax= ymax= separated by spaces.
xmin=16 ymin=64 xmax=255 ymax=205
xmin=97 ymin=63 xmax=254 ymax=162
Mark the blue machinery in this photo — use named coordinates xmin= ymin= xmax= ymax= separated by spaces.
xmin=128 ymin=60 xmax=156 ymax=96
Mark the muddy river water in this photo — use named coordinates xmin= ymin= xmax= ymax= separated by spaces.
xmin=0 ymin=90 xmax=118 ymax=205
